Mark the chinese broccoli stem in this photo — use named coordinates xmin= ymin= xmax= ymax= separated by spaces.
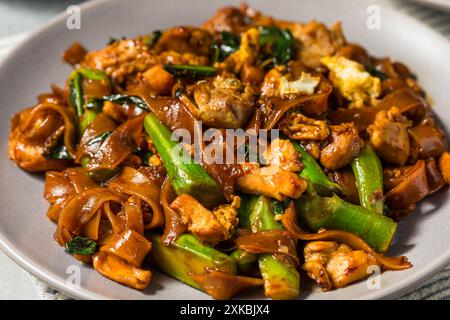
xmin=295 ymin=194 xmax=397 ymax=253
xmin=143 ymin=113 xmax=224 ymax=208
xmin=249 ymin=195 xmax=300 ymax=300
xmin=351 ymin=144 xmax=384 ymax=214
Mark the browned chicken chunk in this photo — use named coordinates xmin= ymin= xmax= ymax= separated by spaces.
xmin=155 ymin=27 xmax=212 ymax=57
xmin=188 ymin=72 xmax=257 ymax=128
xmin=368 ymin=107 xmax=411 ymax=165
xmin=81 ymin=39 xmax=158 ymax=84
xmin=236 ymin=164 xmax=307 ymax=201
xmin=320 ymin=122 xmax=363 ymax=170
xmin=302 ymin=241 xmax=379 ymax=290
xmin=263 ymin=138 xmax=302 ymax=172
xmin=170 ymin=194 xmax=239 ymax=244
xmin=280 ymin=112 xmax=330 ymax=141
xmin=278 ymin=20 xmax=346 ymax=70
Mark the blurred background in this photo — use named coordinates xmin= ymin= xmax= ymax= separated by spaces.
xmin=0 ymin=0 xmax=449 ymax=300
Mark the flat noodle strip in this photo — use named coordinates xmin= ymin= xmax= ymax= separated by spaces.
xmin=191 ymin=269 xmax=264 ymax=300
xmin=281 ymin=202 xmax=412 ymax=271
xmin=160 ymin=177 xmax=186 ymax=245
xmin=56 ymin=187 xmax=124 ymax=244
xmin=108 ymin=167 xmax=164 ymax=229
xmin=235 ymin=230 xmax=299 ymax=265
xmin=263 ymin=77 xmax=332 ymax=130
xmin=123 ymin=196 xmax=145 ymax=235
xmin=22 ymin=103 xmax=78 ymax=157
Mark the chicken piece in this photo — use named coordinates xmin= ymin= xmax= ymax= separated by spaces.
xmin=159 ymin=50 xmax=210 ymax=66
xmin=367 ymin=107 xmax=411 ymax=165
xmin=142 ymin=64 xmax=175 ymax=95
xmin=155 ymin=26 xmax=212 ymax=57
xmin=170 ymin=194 xmax=239 ymax=244
xmin=62 ymin=42 xmax=87 ymax=66
xmin=236 ymin=164 xmax=307 ymax=201
xmin=280 ymin=112 xmax=330 ymax=141
xmin=439 ymin=151 xmax=450 ymax=185
xmin=302 ymin=241 xmax=379 ymax=290
xmin=81 ymin=39 xmax=158 ymax=84
xmin=93 ymin=252 xmax=152 ymax=290
xmin=201 ymin=4 xmax=273 ymax=34
xmin=320 ymin=123 xmax=363 ymax=170
xmin=202 ymin=6 xmax=249 ymax=33
xmin=261 ymin=67 xmax=320 ymax=97
xmin=189 ymin=72 xmax=257 ymax=128
xmin=222 ymin=28 xmax=260 ymax=74
xmin=278 ymin=21 xmax=346 ymax=70
xmin=321 ymin=55 xmax=381 ymax=108
xmin=263 ymin=138 xmax=302 ymax=172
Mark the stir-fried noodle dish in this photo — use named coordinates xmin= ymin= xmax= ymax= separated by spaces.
xmin=8 ymin=4 xmax=450 ymax=299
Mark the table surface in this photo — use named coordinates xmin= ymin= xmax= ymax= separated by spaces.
xmin=0 ymin=0 xmax=449 ymax=300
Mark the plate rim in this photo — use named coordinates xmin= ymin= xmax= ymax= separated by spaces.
xmin=1 ymin=0 xmax=450 ymax=300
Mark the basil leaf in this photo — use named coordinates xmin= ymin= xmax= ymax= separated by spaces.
xmin=86 ymin=94 xmax=150 ymax=111
xmin=77 ymin=68 xmax=109 ymax=81
xmin=363 ymin=62 xmax=389 ymax=80
xmin=163 ymin=64 xmax=217 ymax=79
xmin=271 ymin=199 xmax=290 ymax=215
xmin=48 ymin=144 xmax=73 ymax=160
xmin=142 ymin=30 xmax=162 ymax=48
xmin=65 ymin=237 xmax=97 ymax=255
xmin=212 ymin=31 xmax=240 ymax=63
xmin=134 ymin=147 xmax=154 ymax=166
xmin=86 ymin=131 xmax=113 ymax=147
xmin=259 ymin=26 xmax=294 ymax=67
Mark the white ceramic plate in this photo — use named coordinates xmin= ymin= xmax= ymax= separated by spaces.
xmin=408 ymin=0 xmax=450 ymax=12
xmin=1 ymin=0 xmax=450 ymax=300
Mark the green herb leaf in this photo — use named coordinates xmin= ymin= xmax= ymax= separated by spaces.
xmin=134 ymin=147 xmax=154 ymax=165
xmin=142 ymin=30 xmax=162 ymax=48
xmin=77 ymin=68 xmax=109 ymax=81
xmin=211 ymin=31 xmax=240 ymax=63
xmin=107 ymin=36 xmax=126 ymax=45
xmin=259 ymin=26 xmax=294 ymax=67
xmin=271 ymin=199 xmax=290 ymax=215
xmin=69 ymin=71 xmax=84 ymax=117
xmin=86 ymin=131 xmax=113 ymax=147
xmin=363 ymin=62 xmax=389 ymax=80
xmin=163 ymin=64 xmax=217 ymax=79
xmin=86 ymin=94 xmax=150 ymax=111
xmin=49 ymin=144 xmax=73 ymax=160
xmin=65 ymin=236 xmax=97 ymax=255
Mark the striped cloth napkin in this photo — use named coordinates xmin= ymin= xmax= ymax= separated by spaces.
xmin=1 ymin=0 xmax=449 ymax=300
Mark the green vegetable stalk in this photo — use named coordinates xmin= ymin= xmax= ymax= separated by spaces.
xmin=351 ymin=144 xmax=384 ymax=214
xmin=69 ymin=71 xmax=84 ymax=117
xmin=249 ymin=196 xmax=300 ymax=300
xmin=68 ymin=67 xmax=110 ymax=131
xmin=163 ymin=64 xmax=217 ymax=78
xmin=295 ymin=194 xmax=397 ymax=253
xmin=291 ymin=140 xmax=342 ymax=196
xmin=230 ymin=249 xmax=257 ymax=273
xmin=148 ymin=233 xmax=237 ymax=289
xmin=144 ymin=113 xmax=224 ymax=208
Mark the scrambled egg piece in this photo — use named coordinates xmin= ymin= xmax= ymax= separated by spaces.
xmin=278 ymin=72 xmax=321 ymax=95
xmin=321 ymin=56 xmax=380 ymax=108
xmin=224 ymin=28 xmax=260 ymax=73
xmin=170 ymin=194 xmax=240 ymax=244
